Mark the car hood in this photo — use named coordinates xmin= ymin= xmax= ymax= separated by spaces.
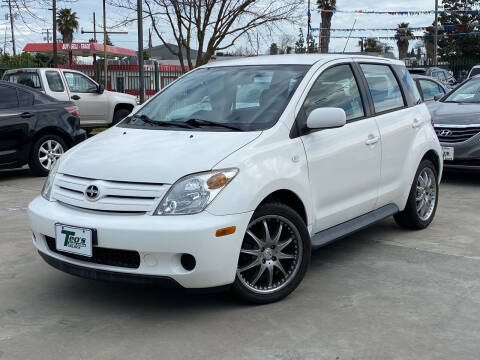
xmin=60 ymin=127 xmax=261 ymax=184
xmin=105 ymin=90 xmax=136 ymax=104
xmin=428 ymin=101 xmax=480 ymax=125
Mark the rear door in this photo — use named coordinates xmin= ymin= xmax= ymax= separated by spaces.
xmin=299 ymin=61 xmax=381 ymax=232
xmin=0 ymin=85 xmax=34 ymax=166
xmin=358 ymin=62 xmax=422 ymax=208
xmin=62 ymin=70 xmax=108 ymax=126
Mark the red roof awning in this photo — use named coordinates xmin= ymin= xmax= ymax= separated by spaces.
xmin=23 ymin=42 xmax=137 ymax=57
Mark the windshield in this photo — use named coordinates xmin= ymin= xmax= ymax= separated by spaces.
xmin=122 ymin=65 xmax=309 ymax=131
xmin=470 ymin=68 xmax=480 ymax=77
xmin=444 ymin=78 xmax=480 ymax=103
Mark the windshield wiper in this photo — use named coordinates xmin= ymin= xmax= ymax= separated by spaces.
xmin=185 ymin=118 xmax=243 ymax=131
xmin=132 ymin=114 xmax=192 ymax=129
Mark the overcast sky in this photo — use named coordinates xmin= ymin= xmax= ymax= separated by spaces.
xmin=0 ymin=0 xmax=438 ymax=58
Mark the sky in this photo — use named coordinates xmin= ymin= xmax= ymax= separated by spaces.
xmin=0 ymin=0 xmax=440 ymax=58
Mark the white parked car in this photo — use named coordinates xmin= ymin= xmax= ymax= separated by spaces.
xmin=28 ymin=55 xmax=442 ymax=303
xmin=3 ymin=68 xmax=136 ymax=128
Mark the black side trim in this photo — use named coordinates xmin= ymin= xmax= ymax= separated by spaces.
xmin=39 ymin=251 xmax=182 ymax=287
xmin=311 ymin=204 xmax=399 ymax=248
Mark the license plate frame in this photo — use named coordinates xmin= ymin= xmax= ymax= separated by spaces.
xmin=55 ymin=223 xmax=93 ymax=257
xmin=442 ymin=146 xmax=454 ymax=161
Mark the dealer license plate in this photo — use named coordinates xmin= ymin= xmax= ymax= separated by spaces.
xmin=55 ymin=224 xmax=93 ymax=257
xmin=442 ymin=146 xmax=454 ymax=161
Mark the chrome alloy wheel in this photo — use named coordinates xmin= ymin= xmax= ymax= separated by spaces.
xmin=416 ymin=167 xmax=437 ymax=221
xmin=236 ymin=215 xmax=303 ymax=294
xmin=38 ymin=139 xmax=64 ymax=171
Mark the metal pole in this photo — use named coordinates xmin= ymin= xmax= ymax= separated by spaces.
xmin=7 ymin=0 xmax=15 ymax=55
xmin=306 ymin=0 xmax=310 ymax=53
xmin=434 ymin=0 xmax=438 ymax=66
xmin=103 ymin=0 xmax=107 ymax=88
xmin=93 ymin=12 xmax=96 ymax=41
xmin=52 ymin=0 xmax=57 ymax=67
xmin=343 ymin=18 xmax=357 ymax=53
xmin=137 ymin=0 xmax=145 ymax=104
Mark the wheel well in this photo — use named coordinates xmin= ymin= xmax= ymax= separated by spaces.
xmin=114 ymin=103 xmax=134 ymax=115
xmin=422 ymin=150 xmax=441 ymax=175
xmin=31 ymin=127 xmax=72 ymax=150
xmin=260 ymin=190 xmax=307 ymax=225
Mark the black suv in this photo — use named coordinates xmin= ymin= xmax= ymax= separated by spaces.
xmin=0 ymin=80 xmax=86 ymax=176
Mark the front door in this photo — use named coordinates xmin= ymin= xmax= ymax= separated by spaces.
xmin=62 ymin=71 xmax=108 ymax=126
xmin=299 ymin=63 xmax=381 ymax=233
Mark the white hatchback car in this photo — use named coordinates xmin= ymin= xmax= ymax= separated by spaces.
xmin=28 ymin=55 xmax=442 ymax=303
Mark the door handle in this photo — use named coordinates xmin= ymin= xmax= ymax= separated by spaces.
xmin=412 ymin=118 xmax=422 ymax=128
xmin=20 ymin=112 xmax=34 ymax=118
xmin=365 ymin=135 xmax=380 ymax=146
xmin=71 ymin=95 xmax=81 ymax=100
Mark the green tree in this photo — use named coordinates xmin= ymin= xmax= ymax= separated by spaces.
xmin=395 ymin=23 xmax=413 ymax=60
xmin=106 ymin=34 xmax=113 ymax=46
xmin=269 ymin=43 xmax=279 ymax=55
xmin=364 ymin=38 xmax=383 ymax=53
xmin=57 ymin=8 xmax=79 ymax=43
xmin=295 ymin=28 xmax=306 ymax=54
xmin=437 ymin=0 xmax=480 ymax=61
xmin=317 ymin=0 xmax=336 ymax=53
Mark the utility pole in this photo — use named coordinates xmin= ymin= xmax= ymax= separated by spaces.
xmin=103 ymin=0 xmax=108 ymax=88
xmin=306 ymin=0 xmax=310 ymax=53
xmin=93 ymin=12 xmax=96 ymax=41
xmin=433 ymin=0 xmax=438 ymax=66
xmin=42 ymin=29 xmax=51 ymax=43
xmin=5 ymin=0 xmax=15 ymax=55
xmin=52 ymin=0 xmax=57 ymax=67
xmin=137 ymin=0 xmax=145 ymax=103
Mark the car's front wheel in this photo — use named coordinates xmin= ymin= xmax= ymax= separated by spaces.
xmin=232 ymin=202 xmax=311 ymax=304
xmin=394 ymin=159 xmax=439 ymax=229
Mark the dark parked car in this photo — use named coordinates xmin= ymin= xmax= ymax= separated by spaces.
xmin=408 ymin=67 xmax=456 ymax=89
xmin=412 ymin=75 xmax=448 ymax=104
xmin=0 ymin=80 xmax=86 ymax=176
xmin=428 ymin=76 xmax=480 ymax=171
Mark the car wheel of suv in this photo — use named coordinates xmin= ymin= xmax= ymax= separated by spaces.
xmin=232 ymin=202 xmax=311 ymax=304
xmin=394 ymin=159 xmax=438 ymax=230
xmin=112 ymin=108 xmax=131 ymax=126
xmin=29 ymin=134 xmax=66 ymax=176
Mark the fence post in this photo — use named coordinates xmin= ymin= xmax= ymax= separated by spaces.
xmin=154 ymin=62 xmax=159 ymax=92
xmin=96 ymin=61 xmax=101 ymax=83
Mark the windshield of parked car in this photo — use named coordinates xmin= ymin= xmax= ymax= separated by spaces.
xmin=444 ymin=78 xmax=480 ymax=103
xmin=122 ymin=65 xmax=309 ymax=131
xmin=470 ymin=67 xmax=480 ymax=77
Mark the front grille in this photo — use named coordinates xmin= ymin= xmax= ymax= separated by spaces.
xmin=52 ymin=174 xmax=168 ymax=213
xmin=435 ymin=126 xmax=480 ymax=143
xmin=45 ymin=236 xmax=140 ymax=269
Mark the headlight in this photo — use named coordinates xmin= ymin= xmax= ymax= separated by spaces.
xmin=41 ymin=160 xmax=60 ymax=201
xmin=155 ymin=169 xmax=238 ymax=215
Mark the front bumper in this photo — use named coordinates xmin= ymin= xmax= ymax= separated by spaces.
xmin=440 ymin=137 xmax=480 ymax=170
xmin=28 ymin=196 xmax=253 ymax=288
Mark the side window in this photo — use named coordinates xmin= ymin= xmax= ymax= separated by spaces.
xmin=360 ymin=64 xmax=404 ymax=113
xmin=419 ymin=80 xmax=444 ymax=101
xmin=301 ymin=64 xmax=364 ymax=121
xmin=0 ymin=85 xmax=19 ymax=109
xmin=17 ymin=89 xmax=34 ymax=106
xmin=64 ymin=72 xmax=98 ymax=93
xmin=398 ymin=66 xmax=421 ymax=104
xmin=46 ymin=71 xmax=65 ymax=92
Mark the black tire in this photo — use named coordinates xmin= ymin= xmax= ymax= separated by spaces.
xmin=111 ymin=108 xmax=131 ymax=126
xmin=232 ymin=202 xmax=311 ymax=304
xmin=394 ymin=159 xmax=439 ymax=230
xmin=29 ymin=134 xmax=67 ymax=176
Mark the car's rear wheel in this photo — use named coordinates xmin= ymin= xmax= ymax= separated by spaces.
xmin=394 ymin=159 xmax=439 ymax=230
xmin=29 ymin=135 xmax=66 ymax=176
xmin=232 ymin=202 xmax=311 ymax=304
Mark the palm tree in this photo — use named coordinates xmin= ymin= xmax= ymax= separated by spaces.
xmin=395 ymin=23 xmax=413 ymax=60
xmin=317 ymin=0 xmax=336 ymax=53
xmin=57 ymin=8 xmax=79 ymax=43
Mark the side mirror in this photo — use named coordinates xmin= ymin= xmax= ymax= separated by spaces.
xmin=98 ymin=83 xmax=105 ymax=94
xmin=433 ymin=94 xmax=443 ymax=101
xmin=306 ymin=107 xmax=347 ymax=130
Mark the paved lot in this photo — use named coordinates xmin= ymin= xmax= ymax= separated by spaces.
xmin=1 ymin=169 xmax=480 ymax=360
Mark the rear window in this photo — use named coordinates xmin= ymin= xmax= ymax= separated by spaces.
xmin=4 ymin=71 xmax=42 ymax=89
xmin=470 ymin=68 xmax=480 ymax=77
xmin=360 ymin=64 xmax=405 ymax=113
xmin=17 ymin=89 xmax=34 ymax=106
xmin=46 ymin=71 xmax=65 ymax=92
xmin=0 ymin=85 xmax=19 ymax=109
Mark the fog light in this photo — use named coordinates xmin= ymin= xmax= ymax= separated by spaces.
xmin=180 ymin=253 xmax=196 ymax=271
